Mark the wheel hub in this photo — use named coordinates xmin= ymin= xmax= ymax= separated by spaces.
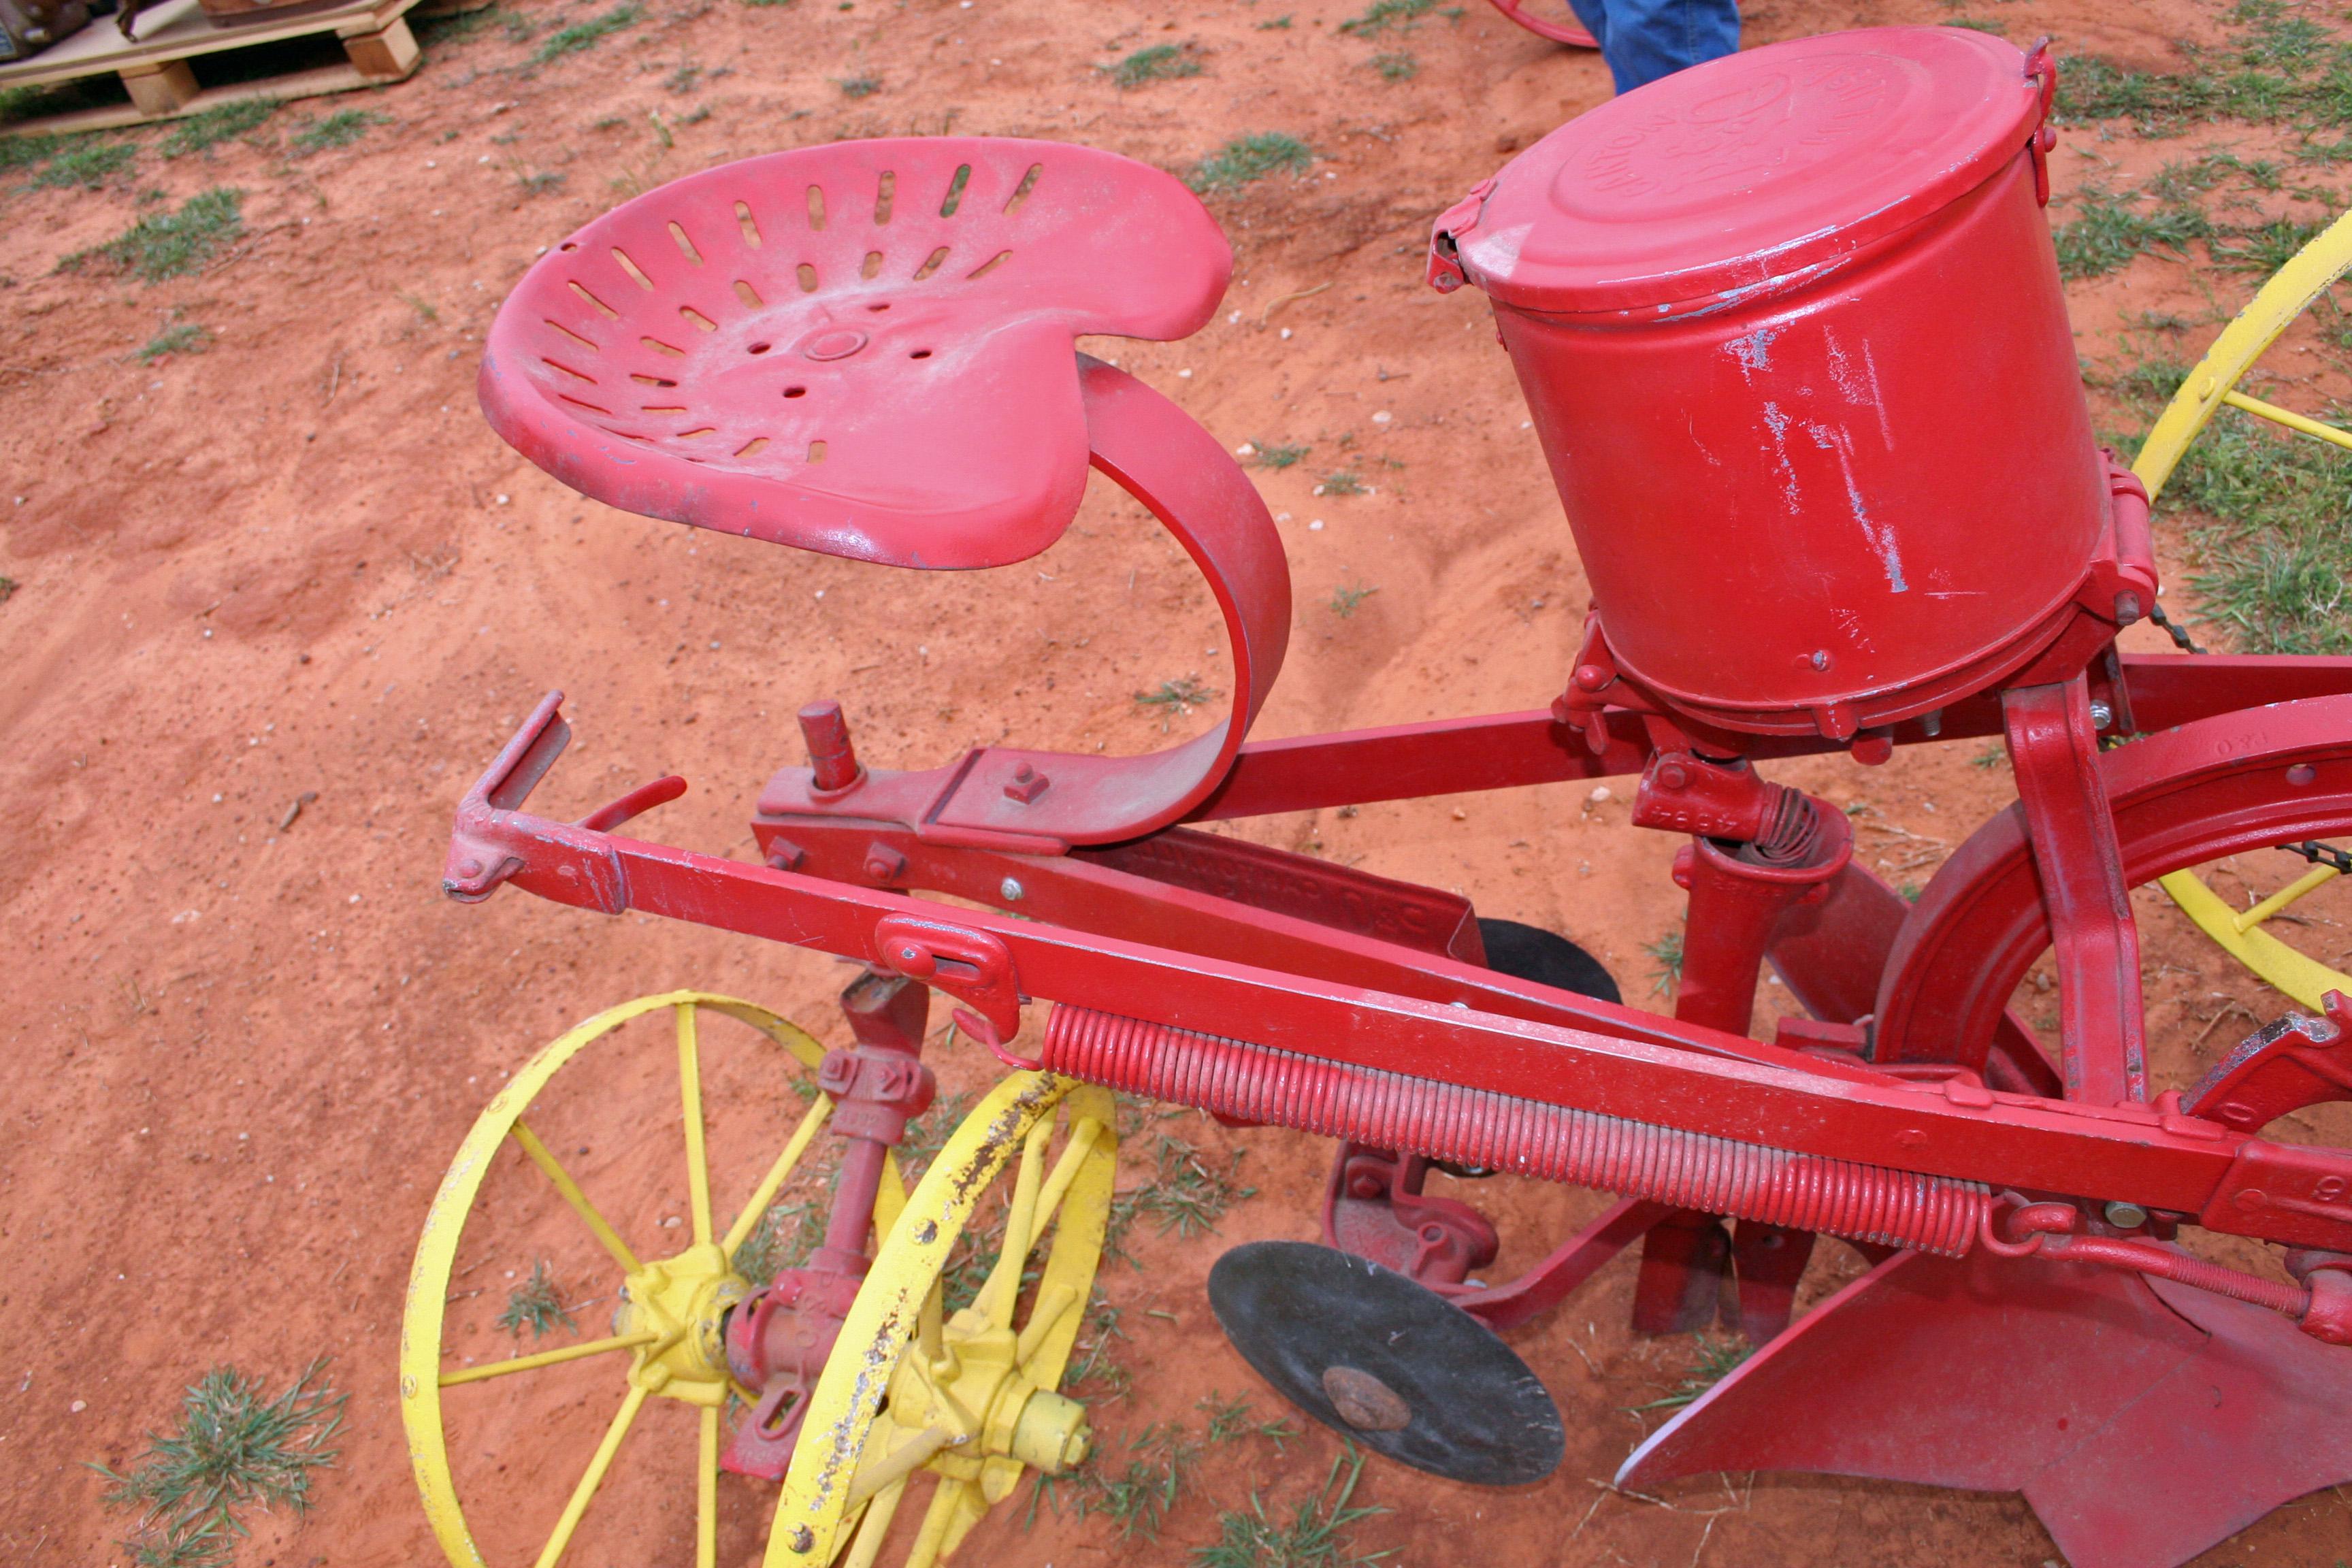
xmin=873 ymin=1305 xmax=1092 ymax=1497
xmin=615 ymin=1242 xmax=747 ymax=1407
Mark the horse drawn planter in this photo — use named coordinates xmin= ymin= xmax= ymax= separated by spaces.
xmin=402 ymin=27 xmax=2352 ymax=1568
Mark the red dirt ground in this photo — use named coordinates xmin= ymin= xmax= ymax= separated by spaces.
xmin=5 ymin=0 xmax=2352 ymax=1565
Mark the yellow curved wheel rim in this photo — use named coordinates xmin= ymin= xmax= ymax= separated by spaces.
xmin=402 ymin=990 xmax=902 ymax=1568
xmin=763 ymin=1073 xmax=1117 ymax=1568
xmin=2131 ymin=207 xmax=2352 ymax=1011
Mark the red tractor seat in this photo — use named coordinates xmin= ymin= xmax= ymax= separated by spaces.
xmin=480 ymin=137 xmax=1232 ymax=570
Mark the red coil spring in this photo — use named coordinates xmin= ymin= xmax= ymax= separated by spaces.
xmin=1043 ymin=1004 xmax=1989 ymax=1256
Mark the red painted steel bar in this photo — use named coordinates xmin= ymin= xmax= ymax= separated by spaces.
xmin=444 ymin=696 xmax=2352 ymax=1245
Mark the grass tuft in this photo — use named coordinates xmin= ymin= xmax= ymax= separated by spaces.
xmin=1370 ymin=52 xmax=1417 ymax=81
xmin=61 ymin=188 xmax=243 ymax=282
xmin=532 ymin=2 xmax=641 ymax=64
xmin=1251 ymin=441 xmax=1310 ymax=469
xmin=1200 ymin=1391 xmax=1298 ymax=1449
xmin=160 ymin=99 xmax=278 ymax=159
xmin=1644 ymin=928 xmax=1684 ymax=998
xmin=1339 ymin=0 xmax=1438 ymax=37
xmin=2053 ymin=186 xmax=2209 ymax=279
xmin=289 ymin=110 xmax=389 ymax=157
xmin=1110 ymin=1128 xmax=1253 ymax=1249
xmin=1328 ymin=583 xmax=1378 ymax=618
xmin=138 ymin=323 xmax=212 ymax=363
xmin=1113 ymin=44 xmax=1203 ymax=88
xmin=1190 ymin=133 xmax=1311 ymax=193
xmin=95 ymin=1360 xmax=345 ymax=1568
xmin=1316 ymin=470 xmax=1366 ymax=496
xmin=495 ymin=1260 xmax=576 ymax=1340
xmin=1136 ymin=674 xmax=1220 ymax=717
xmin=31 ymin=138 xmax=134 ymax=189
xmin=1083 ymin=1422 xmax=1199 ymax=1541
xmin=1629 ymin=1335 xmax=1751 ymax=1411
xmin=1192 ymin=1445 xmax=1389 ymax=1568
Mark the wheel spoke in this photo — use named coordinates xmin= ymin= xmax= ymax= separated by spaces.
xmin=2236 ymin=862 xmax=2340 ymax=932
xmin=2222 ymin=388 xmax=2352 ymax=453
xmin=849 ymin=1423 xmax=958 ymax=1504
xmin=697 ymin=1404 xmax=719 ymax=1568
xmin=720 ymin=1094 xmax=833 ymax=1258
xmin=977 ymin=1116 xmax=1102 ymax=1331
xmin=1013 ymin=1282 xmax=1079 ymax=1369
xmin=901 ymin=1477 xmax=970 ymax=1568
xmin=512 ymin=1121 xmax=642 ymax=1275
xmin=975 ymin=1119 xmax=1055 ymax=1329
xmin=678 ymin=1003 xmax=715 ymax=1247
xmin=533 ymin=1381 xmax=649 ymax=1568
xmin=840 ymin=1475 xmax=909 ymax=1568
xmin=439 ymin=1329 xmax=659 ymax=1388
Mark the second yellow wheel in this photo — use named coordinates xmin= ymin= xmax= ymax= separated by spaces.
xmin=2133 ymin=205 xmax=2352 ymax=1011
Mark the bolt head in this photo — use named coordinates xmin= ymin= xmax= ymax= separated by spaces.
xmin=1000 ymin=876 xmax=1026 ymax=902
xmin=2089 ymin=701 xmax=2114 ymax=730
xmin=1657 ymin=762 xmax=1689 ymax=790
xmin=2103 ymin=1200 xmax=2149 ymax=1230
xmin=1810 ymin=650 xmax=1831 ymax=672
xmin=788 ymin=1525 xmax=815 ymax=1554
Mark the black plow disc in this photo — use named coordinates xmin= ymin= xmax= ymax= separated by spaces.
xmin=1207 ymin=1239 xmax=1565 ymax=1486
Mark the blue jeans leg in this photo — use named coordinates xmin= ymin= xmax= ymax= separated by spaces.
xmin=1570 ymin=0 xmax=1740 ymax=94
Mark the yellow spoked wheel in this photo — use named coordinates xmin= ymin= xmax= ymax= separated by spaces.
xmin=766 ymin=1073 xmax=1116 ymax=1568
xmin=2134 ymin=206 xmax=2352 ymax=1011
xmin=403 ymin=991 xmax=901 ymax=1568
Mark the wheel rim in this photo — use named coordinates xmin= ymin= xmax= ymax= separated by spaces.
xmin=403 ymin=990 xmax=878 ymax=1568
xmin=764 ymin=1073 xmax=1116 ymax=1568
xmin=2132 ymin=206 xmax=2352 ymax=1009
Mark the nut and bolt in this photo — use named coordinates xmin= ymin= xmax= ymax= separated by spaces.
xmin=1810 ymin=650 xmax=1831 ymax=672
xmin=2089 ymin=701 xmax=2114 ymax=731
xmin=1000 ymin=877 xmax=1026 ymax=903
xmin=2103 ymin=1200 xmax=2149 ymax=1230
xmin=1656 ymin=762 xmax=1690 ymax=790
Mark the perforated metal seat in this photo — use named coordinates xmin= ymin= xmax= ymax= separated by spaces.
xmin=481 ymin=137 xmax=1232 ymax=570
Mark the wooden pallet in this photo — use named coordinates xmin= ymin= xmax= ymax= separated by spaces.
xmin=0 ymin=0 xmax=459 ymax=137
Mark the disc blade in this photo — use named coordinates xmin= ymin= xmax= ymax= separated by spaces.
xmin=1208 ymin=1241 xmax=1563 ymax=1486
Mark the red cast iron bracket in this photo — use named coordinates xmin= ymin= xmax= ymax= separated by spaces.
xmin=2002 ymin=675 xmax=2148 ymax=1105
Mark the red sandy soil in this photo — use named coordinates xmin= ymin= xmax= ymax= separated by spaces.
xmin=5 ymin=0 xmax=2352 ymax=1565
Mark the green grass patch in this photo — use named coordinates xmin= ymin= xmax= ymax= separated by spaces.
xmin=2053 ymin=186 xmax=2211 ymax=278
xmin=31 ymin=138 xmax=133 ymax=189
xmin=1371 ymin=52 xmax=1417 ymax=81
xmin=1079 ymin=1422 xmax=1199 ymax=1541
xmin=1113 ymin=44 xmax=1202 ymax=88
xmin=137 ymin=322 xmax=212 ymax=363
xmin=1317 ymin=470 xmax=1367 ymax=495
xmin=1136 ymin=674 xmax=1220 ymax=714
xmin=289 ymin=109 xmax=389 ymax=157
xmin=1109 ymin=1128 xmax=1254 ymax=1250
xmin=61 ymin=188 xmax=243 ymax=282
xmin=837 ymin=74 xmax=882 ymax=98
xmin=1189 ymin=132 xmax=1311 ymax=193
xmin=160 ymin=99 xmax=278 ymax=159
xmin=1340 ymin=0 xmax=1441 ymax=37
xmin=1193 ymin=1446 xmax=1388 ymax=1568
xmin=1250 ymin=440 xmax=1310 ymax=469
xmin=1328 ymin=582 xmax=1378 ymax=617
xmin=0 ymin=131 xmax=59 ymax=172
xmin=1200 ymin=1392 xmax=1298 ymax=1449
xmin=94 ymin=1360 xmax=345 ymax=1568
xmin=532 ymin=2 xmax=641 ymax=64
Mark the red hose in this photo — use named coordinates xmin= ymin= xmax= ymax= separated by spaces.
xmin=1042 ymin=1004 xmax=1989 ymax=1256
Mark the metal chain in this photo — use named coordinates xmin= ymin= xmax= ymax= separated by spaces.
xmin=2283 ymin=840 xmax=2352 ymax=875
xmin=2147 ymin=600 xmax=2207 ymax=655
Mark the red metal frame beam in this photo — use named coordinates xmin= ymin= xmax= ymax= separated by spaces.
xmin=1181 ymin=654 xmax=2352 ymax=823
